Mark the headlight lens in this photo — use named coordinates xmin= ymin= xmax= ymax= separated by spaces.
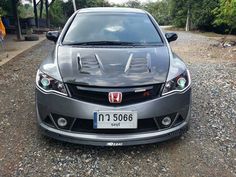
xmin=162 ymin=70 xmax=190 ymax=95
xmin=36 ymin=70 xmax=67 ymax=96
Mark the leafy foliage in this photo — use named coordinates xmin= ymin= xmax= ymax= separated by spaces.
xmin=126 ymin=0 xmax=142 ymax=8
xmin=18 ymin=4 xmax=34 ymax=18
xmin=0 ymin=0 xmax=12 ymax=16
xmin=62 ymin=0 xmax=110 ymax=17
xmin=191 ymin=0 xmax=219 ymax=30
xmin=0 ymin=7 xmax=7 ymax=16
xmin=46 ymin=0 xmax=236 ymax=32
xmin=144 ymin=1 xmax=171 ymax=25
xmin=169 ymin=0 xmax=189 ymax=27
xmin=169 ymin=0 xmax=220 ymax=30
xmin=49 ymin=0 xmax=67 ymax=26
xmin=213 ymin=0 xmax=236 ymax=32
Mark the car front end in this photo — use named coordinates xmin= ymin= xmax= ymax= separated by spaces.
xmin=35 ymin=7 xmax=191 ymax=146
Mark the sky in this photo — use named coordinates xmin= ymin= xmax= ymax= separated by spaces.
xmin=108 ymin=0 xmax=158 ymax=4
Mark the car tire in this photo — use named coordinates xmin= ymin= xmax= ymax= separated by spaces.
xmin=25 ymin=35 xmax=39 ymax=41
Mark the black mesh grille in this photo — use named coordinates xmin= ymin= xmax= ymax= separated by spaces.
xmin=66 ymin=84 xmax=163 ymax=106
xmin=70 ymin=118 xmax=158 ymax=134
xmin=46 ymin=113 xmax=184 ymax=134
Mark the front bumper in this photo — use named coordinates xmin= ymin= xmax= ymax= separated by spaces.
xmin=36 ymin=87 xmax=191 ymax=146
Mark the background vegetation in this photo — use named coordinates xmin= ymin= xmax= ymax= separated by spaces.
xmin=0 ymin=0 xmax=236 ymax=34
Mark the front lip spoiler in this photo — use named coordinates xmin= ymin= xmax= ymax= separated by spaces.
xmin=39 ymin=122 xmax=189 ymax=146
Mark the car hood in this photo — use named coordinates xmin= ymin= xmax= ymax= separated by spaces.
xmin=57 ymin=46 xmax=170 ymax=87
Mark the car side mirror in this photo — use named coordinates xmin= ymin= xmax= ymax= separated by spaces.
xmin=165 ymin=33 xmax=178 ymax=43
xmin=46 ymin=31 xmax=60 ymax=43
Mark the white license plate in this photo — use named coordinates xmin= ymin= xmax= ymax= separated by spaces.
xmin=93 ymin=111 xmax=137 ymax=129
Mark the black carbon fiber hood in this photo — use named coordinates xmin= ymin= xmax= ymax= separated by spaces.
xmin=57 ymin=46 xmax=170 ymax=87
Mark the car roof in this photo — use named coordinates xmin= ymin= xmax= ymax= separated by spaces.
xmin=78 ymin=7 xmax=146 ymax=14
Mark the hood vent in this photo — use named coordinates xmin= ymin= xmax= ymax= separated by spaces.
xmin=77 ymin=53 xmax=152 ymax=75
xmin=78 ymin=54 xmax=103 ymax=75
xmin=125 ymin=53 xmax=151 ymax=74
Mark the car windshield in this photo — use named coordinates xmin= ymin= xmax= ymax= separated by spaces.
xmin=63 ymin=13 xmax=163 ymax=46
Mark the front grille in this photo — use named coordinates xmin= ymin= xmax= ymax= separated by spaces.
xmin=66 ymin=84 xmax=163 ymax=106
xmin=42 ymin=113 xmax=182 ymax=135
xmin=70 ymin=118 xmax=158 ymax=134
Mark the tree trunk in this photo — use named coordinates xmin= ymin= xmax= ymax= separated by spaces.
xmin=49 ymin=0 xmax=56 ymax=7
xmin=12 ymin=0 xmax=22 ymax=40
xmin=72 ymin=0 xmax=77 ymax=12
xmin=185 ymin=8 xmax=191 ymax=31
xmin=40 ymin=0 xmax=43 ymax=18
xmin=45 ymin=0 xmax=49 ymax=28
xmin=33 ymin=0 xmax=39 ymax=28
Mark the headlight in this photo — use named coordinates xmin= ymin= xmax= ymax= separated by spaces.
xmin=36 ymin=70 xmax=68 ymax=96
xmin=162 ymin=70 xmax=190 ymax=96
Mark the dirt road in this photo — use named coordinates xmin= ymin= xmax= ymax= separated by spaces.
xmin=0 ymin=31 xmax=235 ymax=177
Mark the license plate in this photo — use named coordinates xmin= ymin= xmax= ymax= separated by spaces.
xmin=93 ymin=111 xmax=137 ymax=129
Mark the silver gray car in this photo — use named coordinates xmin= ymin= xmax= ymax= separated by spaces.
xmin=35 ymin=7 xmax=191 ymax=146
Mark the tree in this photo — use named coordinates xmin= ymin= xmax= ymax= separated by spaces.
xmin=213 ymin=0 xmax=236 ymax=33
xmin=18 ymin=4 xmax=34 ymax=18
xmin=48 ymin=0 xmax=111 ymax=27
xmin=62 ymin=0 xmax=110 ymax=18
xmin=49 ymin=0 xmax=66 ymax=27
xmin=0 ymin=0 xmax=13 ymax=16
xmin=12 ymin=0 xmax=22 ymax=40
xmin=169 ymin=0 xmax=220 ymax=31
xmin=126 ymin=0 xmax=141 ymax=8
xmin=0 ymin=7 xmax=7 ymax=16
xmin=191 ymin=0 xmax=219 ymax=31
xmin=144 ymin=1 xmax=171 ymax=25
xmin=169 ymin=0 xmax=188 ymax=28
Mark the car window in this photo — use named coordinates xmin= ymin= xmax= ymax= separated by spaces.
xmin=63 ymin=13 xmax=163 ymax=45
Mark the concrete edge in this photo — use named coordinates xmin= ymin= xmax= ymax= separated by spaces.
xmin=0 ymin=38 xmax=46 ymax=67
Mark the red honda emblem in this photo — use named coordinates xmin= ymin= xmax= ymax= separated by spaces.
xmin=108 ymin=92 xmax=122 ymax=103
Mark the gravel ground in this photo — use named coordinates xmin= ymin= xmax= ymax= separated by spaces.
xmin=0 ymin=31 xmax=235 ymax=177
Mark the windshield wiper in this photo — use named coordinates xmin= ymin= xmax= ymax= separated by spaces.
xmin=64 ymin=41 xmax=139 ymax=46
